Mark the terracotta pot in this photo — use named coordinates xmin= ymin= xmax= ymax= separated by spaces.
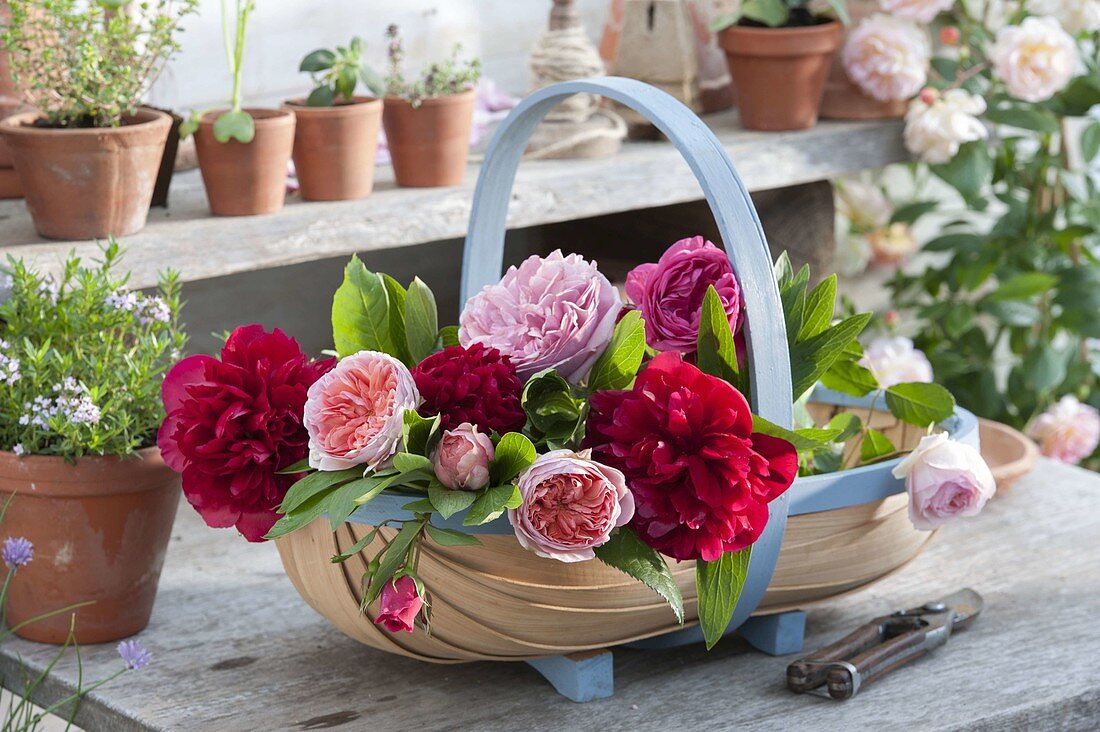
xmin=147 ymin=106 xmax=184 ymax=208
xmin=0 ymin=99 xmax=22 ymax=200
xmin=819 ymin=50 xmax=909 ymax=120
xmin=0 ymin=108 xmax=170 ymax=238
xmin=718 ymin=21 xmax=843 ymax=131
xmin=382 ymin=91 xmax=475 ymax=187
xmin=284 ymin=96 xmax=382 ymax=201
xmin=978 ymin=418 xmax=1040 ymax=495
xmin=0 ymin=447 xmax=180 ymax=644
xmin=194 ymin=107 xmax=295 ymax=216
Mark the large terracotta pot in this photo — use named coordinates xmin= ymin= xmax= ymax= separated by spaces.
xmin=0 ymin=447 xmax=180 ymax=644
xmin=194 ymin=107 xmax=295 ymax=216
xmin=382 ymin=91 xmax=475 ymax=187
xmin=718 ymin=21 xmax=842 ymax=131
xmin=284 ymin=96 xmax=382 ymax=201
xmin=0 ymin=108 xmax=170 ymax=238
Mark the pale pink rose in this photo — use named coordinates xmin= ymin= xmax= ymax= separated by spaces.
xmin=893 ymin=432 xmax=996 ymax=530
xmin=1028 ymin=0 xmax=1100 ymax=36
xmin=836 ymin=179 xmax=893 ymax=232
xmin=843 ymin=14 xmax=930 ymax=102
xmin=878 ymin=0 xmax=955 ymax=23
xmin=459 ymin=251 xmax=621 ymax=384
xmin=304 ymin=351 xmax=419 ymax=471
xmin=509 ymin=449 xmax=635 ymax=563
xmin=903 ymin=88 xmax=988 ymax=164
xmin=991 ymin=17 xmax=1078 ymax=103
xmin=860 ymin=336 xmax=933 ymax=387
xmin=1028 ymin=395 xmax=1100 ymax=465
xmin=432 ymin=423 xmax=494 ymax=490
xmin=867 ymin=223 xmax=919 ymax=266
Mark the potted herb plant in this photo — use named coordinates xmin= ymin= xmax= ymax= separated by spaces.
xmin=382 ymin=24 xmax=481 ymax=187
xmin=0 ymin=242 xmax=186 ymax=644
xmin=712 ymin=0 xmax=848 ymax=131
xmin=0 ymin=0 xmax=196 ymax=239
xmin=284 ymin=37 xmax=385 ymax=201
xmin=183 ymin=0 xmax=295 ymax=216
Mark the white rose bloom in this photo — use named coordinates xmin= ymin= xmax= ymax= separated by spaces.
xmin=878 ymin=0 xmax=955 ymax=24
xmin=860 ymin=336 xmax=934 ymax=388
xmin=843 ymin=14 xmax=930 ymax=102
xmin=1028 ymin=0 xmax=1100 ymax=34
xmin=990 ymin=16 xmax=1079 ymax=102
xmin=903 ymin=89 xmax=988 ymax=164
xmin=836 ymin=179 xmax=893 ymax=231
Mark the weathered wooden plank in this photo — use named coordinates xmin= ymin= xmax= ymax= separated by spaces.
xmin=1 ymin=458 xmax=1096 ymax=731
xmin=0 ymin=112 xmax=905 ymax=290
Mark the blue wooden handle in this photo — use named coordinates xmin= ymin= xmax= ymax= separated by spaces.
xmin=459 ymin=77 xmax=792 ymax=635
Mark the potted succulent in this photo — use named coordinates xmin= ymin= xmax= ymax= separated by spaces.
xmin=0 ymin=0 xmax=196 ymax=239
xmin=712 ymin=0 xmax=848 ymax=130
xmin=0 ymin=241 xmax=187 ymax=644
xmin=284 ymin=37 xmax=385 ymax=201
xmin=382 ymin=25 xmax=481 ymax=187
xmin=183 ymin=0 xmax=295 ymax=216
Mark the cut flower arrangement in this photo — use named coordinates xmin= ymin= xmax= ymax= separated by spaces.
xmin=159 ymin=238 xmax=990 ymax=647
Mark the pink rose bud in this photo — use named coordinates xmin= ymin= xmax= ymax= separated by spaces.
xmin=432 ymin=423 xmax=495 ymax=490
xmin=892 ymin=433 xmax=996 ymax=530
xmin=374 ymin=575 xmax=423 ymax=633
xmin=939 ymin=26 xmax=960 ymax=45
xmin=919 ymin=87 xmax=938 ymax=105
xmin=885 ymin=309 xmax=901 ymax=328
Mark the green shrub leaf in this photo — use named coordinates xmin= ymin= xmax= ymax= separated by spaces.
xmin=884 ymin=382 xmax=956 ymax=427
xmin=696 ymin=547 xmax=752 ymax=650
xmin=332 ymin=256 xmax=393 ymax=357
xmin=404 ymin=277 xmax=439 ymax=363
xmin=696 ymin=286 xmax=741 ymax=388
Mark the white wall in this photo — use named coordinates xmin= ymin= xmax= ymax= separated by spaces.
xmin=147 ymin=0 xmax=611 ymax=111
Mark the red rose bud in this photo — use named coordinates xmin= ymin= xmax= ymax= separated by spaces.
xmin=374 ymin=575 xmax=423 ymax=633
xmin=885 ymin=309 xmax=901 ymax=328
xmin=919 ymin=87 xmax=938 ymax=105
xmin=939 ymin=26 xmax=960 ymax=45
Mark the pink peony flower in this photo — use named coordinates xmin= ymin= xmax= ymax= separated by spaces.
xmin=878 ymin=0 xmax=955 ymax=24
xmin=304 ymin=351 xmax=419 ymax=471
xmin=860 ymin=336 xmax=933 ymax=387
xmin=432 ymin=423 xmax=494 ymax=490
xmin=991 ymin=17 xmax=1078 ymax=103
xmin=374 ymin=575 xmax=423 ymax=633
xmin=893 ymin=432 xmax=996 ymax=530
xmin=509 ymin=449 xmax=635 ymax=563
xmin=459 ymin=251 xmax=621 ymax=384
xmin=625 ymin=236 xmax=744 ymax=353
xmin=1028 ymin=395 xmax=1100 ymax=465
xmin=843 ymin=14 xmax=930 ymax=102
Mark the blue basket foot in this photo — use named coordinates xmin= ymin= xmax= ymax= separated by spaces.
xmin=738 ymin=610 xmax=806 ymax=656
xmin=526 ymin=650 xmax=614 ymax=702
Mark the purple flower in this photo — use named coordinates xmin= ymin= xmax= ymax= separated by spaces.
xmin=117 ymin=640 xmax=152 ymax=670
xmin=2 ymin=537 xmax=34 ymax=568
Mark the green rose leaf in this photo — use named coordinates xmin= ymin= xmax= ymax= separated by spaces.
xmin=931 ymin=141 xmax=992 ymax=202
xmin=212 ymin=109 xmax=255 ymax=144
xmin=490 ymin=432 xmax=537 ymax=485
xmin=278 ymin=467 xmax=362 ymax=515
xmin=332 ymin=256 xmax=393 ymax=357
xmin=594 ymin=527 xmax=684 ymax=623
xmin=752 ymin=414 xmax=833 ymax=454
xmin=789 ymin=313 xmax=872 ymax=399
xmin=381 ymin=274 xmax=412 ymax=365
xmin=983 ymin=106 xmax=1060 ymax=134
xmin=403 ymin=409 xmax=441 ymax=457
xmin=425 ymin=524 xmax=481 ymax=547
xmin=521 ymin=372 xmax=587 ymax=450
xmin=827 ymin=412 xmax=862 ymax=442
xmin=438 ymin=325 xmax=460 ymax=348
xmin=884 ymin=382 xmax=956 ymax=427
xmin=364 ymin=520 xmax=424 ymax=606
xmin=797 ymin=275 xmax=838 ymax=341
xmin=428 ymin=480 xmax=478 ymax=520
xmin=891 ymin=200 xmax=938 ymax=225
xmin=859 ymin=428 xmax=896 ymax=464
xmin=589 ymin=309 xmax=646 ymax=392
xmin=327 ymin=476 xmax=384 ymax=529
xmin=1082 ymin=123 xmax=1100 ymax=163
xmin=696 ymin=547 xmax=752 ymax=650
xmin=696 ymin=285 xmax=741 ymax=388
xmin=989 ymin=272 xmax=1058 ymax=301
xmin=331 ymin=526 xmax=381 ymax=563
xmin=462 ymin=484 xmax=522 ymax=526
xmin=392 ymin=452 xmax=433 ymax=475
xmin=404 ymin=277 xmax=439 ymax=363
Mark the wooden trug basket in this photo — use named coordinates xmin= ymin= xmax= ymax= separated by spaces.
xmin=275 ymin=77 xmax=979 ymax=697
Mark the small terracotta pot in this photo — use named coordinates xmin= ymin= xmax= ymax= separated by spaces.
xmin=284 ymin=96 xmax=382 ymax=201
xmin=819 ymin=55 xmax=909 ymax=120
xmin=382 ymin=91 xmax=475 ymax=187
xmin=0 ymin=108 xmax=170 ymax=238
xmin=0 ymin=447 xmax=180 ymax=644
xmin=718 ymin=21 xmax=843 ymax=131
xmin=194 ymin=107 xmax=295 ymax=216
xmin=978 ymin=418 xmax=1040 ymax=495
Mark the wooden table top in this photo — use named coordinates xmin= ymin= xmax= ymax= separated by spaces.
xmin=3 ymin=457 xmax=1096 ymax=731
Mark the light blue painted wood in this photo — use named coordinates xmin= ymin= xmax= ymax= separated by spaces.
xmin=738 ymin=611 xmax=807 ymax=656
xmin=525 ymin=652 xmax=614 ymax=703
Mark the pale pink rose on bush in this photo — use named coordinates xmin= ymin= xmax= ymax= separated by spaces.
xmin=843 ymin=14 xmax=930 ymax=102
xmin=903 ymin=88 xmax=988 ymax=164
xmin=1028 ymin=0 xmax=1100 ymax=36
xmin=860 ymin=336 xmax=933 ymax=387
xmin=836 ymin=179 xmax=892 ymax=231
xmin=625 ymin=236 xmax=743 ymax=353
xmin=867 ymin=223 xmax=919 ymax=266
xmin=432 ymin=422 xmax=494 ymax=490
xmin=878 ymin=0 xmax=955 ymax=24
xmin=1028 ymin=395 xmax=1100 ymax=465
xmin=304 ymin=351 xmax=419 ymax=471
xmin=893 ymin=432 xmax=996 ymax=530
xmin=459 ymin=250 xmax=621 ymax=384
xmin=509 ymin=449 xmax=635 ymax=563
xmin=991 ymin=17 xmax=1078 ymax=103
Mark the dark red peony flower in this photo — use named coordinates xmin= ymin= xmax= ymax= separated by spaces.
xmin=583 ymin=353 xmax=797 ymax=562
xmin=411 ymin=342 xmax=526 ymax=434
xmin=157 ymin=325 xmax=335 ymax=542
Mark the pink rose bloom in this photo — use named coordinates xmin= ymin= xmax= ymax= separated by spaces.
xmin=304 ymin=351 xmax=419 ymax=471
xmin=432 ymin=423 xmax=494 ymax=490
xmin=860 ymin=336 xmax=933 ymax=387
xmin=374 ymin=575 xmax=423 ymax=633
xmin=459 ymin=250 xmax=621 ymax=384
xmin=1028 ymin=395 xmax=1100 ymax=465
xmin=509 ymin=449 xmax=635 ymax=563
xmin=878 ymin=0 xmax=955 ymax=24
xmin=893 ymin=433 xmax=996 ymax=530
xmin=991 ymin=16 xmax=1078 ymax=103
xmin=843 ymin=14 xmax=930 ymax=102
xmin=625 ymin=236 xmax=744 ymax=353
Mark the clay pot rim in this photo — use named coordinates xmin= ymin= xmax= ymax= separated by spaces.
xmin=0 ymin=108 xmax=171 ymax=138
xmin=717 ymin=19 xmax=843 ymax=56
xmin=198 ymin=107 xmax=295 ymax=128
xmin=383 ymin=89 xmax=477 ymax=109
xmin=283 ymin=96 xmax=383 ymax=114
xmin=0 ymin=444 xmax=162 ymax=468
xmin=0 ymin=445 xmax=174 ymax=495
